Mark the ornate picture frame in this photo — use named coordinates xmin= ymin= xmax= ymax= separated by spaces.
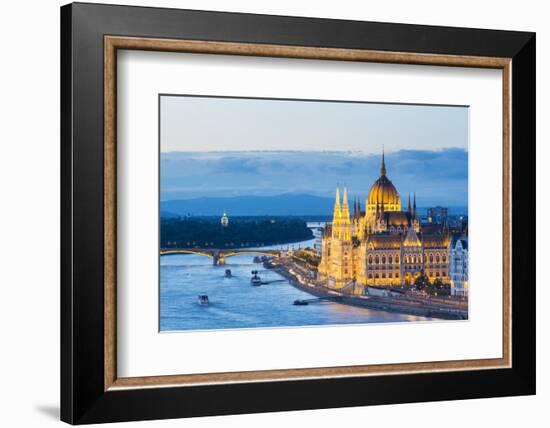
xmin=61 ymin=3 xmax=535 ymax=424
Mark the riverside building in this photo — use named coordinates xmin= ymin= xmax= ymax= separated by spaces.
xmin=318 ymin=152 xmax=452 ymax=293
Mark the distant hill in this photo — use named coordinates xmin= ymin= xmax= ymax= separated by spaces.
xmin=160 ymin=195 xmax=468 ymax=218
xmin=160 ymin=210 xmax=180 ymax=219
xmin=160 ymin=194 xmax=335 ymax=217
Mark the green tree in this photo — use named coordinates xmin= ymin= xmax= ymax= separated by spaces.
xmin=414 ymin=274 xmax=429 ymax=291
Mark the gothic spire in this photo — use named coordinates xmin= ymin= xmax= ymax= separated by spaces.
xmin=380 ymin=147 xmax=387 ymax=176
xmin=337 ymin=186 xmax=351 ymax=241
xmin=341 ymin=186 xmax=350 ymax=221
xmin=407 ymin=193 xmax=411 ymax=213
xmin=332 ymin=186 xmax=341 ymax=239
xmin=413 ymin=193 xmax=417 ymax=218
xmin=334 ymin=186 xmax=341 ymax=212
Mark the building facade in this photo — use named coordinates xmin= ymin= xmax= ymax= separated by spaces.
xmin=312 ymin=227 xmax=324 ymax=255
xmin=318 ymin=153 xmax=452 ymax=293
xmin=449 ymin=236 xmax=469 ymax=296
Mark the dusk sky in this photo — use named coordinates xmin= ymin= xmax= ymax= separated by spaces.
xmin=160 ymin=95 xmax=468 ymax=207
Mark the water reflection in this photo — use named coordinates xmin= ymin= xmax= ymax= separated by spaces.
xmin=160 ymin=240 xmax=430 ymax=332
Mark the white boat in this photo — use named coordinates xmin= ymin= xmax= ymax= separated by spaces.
xmin=250 ymin=270 xmax=262 ymax=286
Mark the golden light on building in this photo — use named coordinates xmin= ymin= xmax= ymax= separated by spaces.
xmin=318 ymin=152 xmax=452 ymax=293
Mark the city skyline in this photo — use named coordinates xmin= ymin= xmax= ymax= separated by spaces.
xmin=160 ymin=94 xmax=469 ymax=331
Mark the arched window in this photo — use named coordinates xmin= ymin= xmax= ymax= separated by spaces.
xmin=436 ymin=272 xmax=440 ymax=277
xmin=436 ymin=254 xmax=440 ymax=263
xmin=382 ymin=273 xmax=386 ymax=278
xmin=396 ymin=255 xmax=399 ymax=263
xmin=368 ymin=273 xmax=373 ymax=279
xmin=429 ymin=254 xmax=434 ymax=263
xmin=375 ymin=273 xmax=379 ymax=279
xmin=389 ymin=255 xmax=393 ymax=264
xmin=442 ymin=255 xmax=447 ymax=263
xmin=388 ymin=273 xmax=393 ymax=278
xmin=395 ymin=273 xmax=399 ymax=278
xmin=382 ymin=255 xmax=386 ymax=264
xmin=368 ymin=256 xmax=372 ymax=264
xmin=442 ymin=272 xmax=446 ymax=277
xmin=375 ymin=255 xmax=380 ymax=264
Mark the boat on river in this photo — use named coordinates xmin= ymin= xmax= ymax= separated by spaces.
xmin=251 ymin=270 xmax=262 ymax=286
xmin=197 ymin=294 xmax=210 ymax=305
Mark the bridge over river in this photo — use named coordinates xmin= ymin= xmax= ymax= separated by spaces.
xmin=160 ymin=248 xmax=281 ymax=265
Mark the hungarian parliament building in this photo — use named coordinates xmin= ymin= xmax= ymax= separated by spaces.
xmin=318 ymin=153 xmax=457 ymax=292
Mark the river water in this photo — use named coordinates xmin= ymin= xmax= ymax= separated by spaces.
xmin=160 ymin=237 xmax=430 ymax=332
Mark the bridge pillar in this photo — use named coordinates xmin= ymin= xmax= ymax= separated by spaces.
xmin=212 ymin=252 xmax=225 ymax=266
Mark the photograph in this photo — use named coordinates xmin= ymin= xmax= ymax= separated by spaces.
xmin=159 ymin=95 xmax=469 ymax=331
xmin=53 ymin=2 xmax=537 ymax=425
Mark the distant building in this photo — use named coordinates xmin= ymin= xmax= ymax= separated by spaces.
xmin=220 ymin=210 xmax=229 ymax=227
xmin=450 ymin=236 xmax=468 ymax=296
xmin=427 ymin=206 xmax=448 ymax=225
xmin=312 ymin=227 xmax=324 ymax=255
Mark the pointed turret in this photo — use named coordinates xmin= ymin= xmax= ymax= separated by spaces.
xmin=380 ymin=147 xmax=387 ymax=176
xmin=413 ymin=193 xmax=417 ymax=218
xmin=332 ymin=186 xmax=341 ymax=239
xmin=407 ymin=193 xmax=411 ymax=213
xmin=342 ymin=187 xmax=350 ymax=217
xmin=333 ymin=186 xmax=341 ymax=216
xmin=340 ymin=187 xmax=351 ymax=240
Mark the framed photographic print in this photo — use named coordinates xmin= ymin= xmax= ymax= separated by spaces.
xmin=60 ymin=2 xmax=535 ymax=424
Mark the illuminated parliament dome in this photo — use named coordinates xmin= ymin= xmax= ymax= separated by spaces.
xmin=366 ymin=151 xmax=402 ymax=214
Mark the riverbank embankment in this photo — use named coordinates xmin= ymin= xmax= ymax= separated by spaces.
xmin=266 ymin=260 xmax=467 ymax=320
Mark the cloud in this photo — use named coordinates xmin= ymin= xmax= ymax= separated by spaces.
xmin=160 ymin=149 xmax=468 ymax=206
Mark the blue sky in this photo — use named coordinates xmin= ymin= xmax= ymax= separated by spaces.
xmin=160 ymin=96 xmax=468 ymax=206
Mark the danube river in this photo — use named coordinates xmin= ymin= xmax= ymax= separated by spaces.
xmin=160 ymin=236 xmax=430 ymax=331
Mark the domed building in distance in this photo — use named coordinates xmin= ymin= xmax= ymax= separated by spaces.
xmin=318 ymin=152 xmax=451 ymax=292
xmin=220 ymin=210 xmax=229 ymax=227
